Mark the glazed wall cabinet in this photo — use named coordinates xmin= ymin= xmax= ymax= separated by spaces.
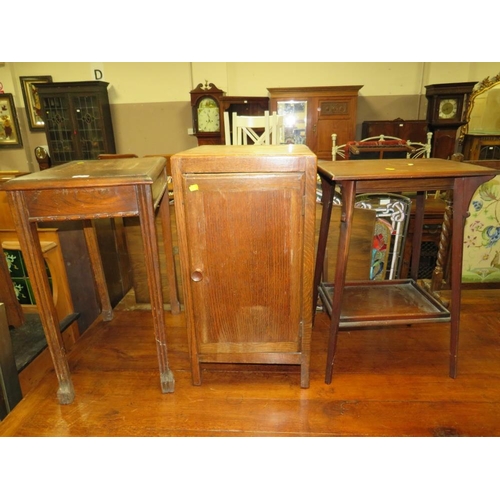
xmin=268 ymin=86 xmax=362 ymax=160
xmin=171 ymin=145 xmax=317 ymax=388
xmin=37 ymin=81 xmax=116 ymax=166
xmin=462 ymin=134 xmax=500 ymax=161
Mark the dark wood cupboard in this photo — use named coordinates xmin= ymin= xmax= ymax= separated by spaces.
xmin=268 ymin=86 xmax=362 ymax=160
xmin=362 ymin=119 xmax=428 ymax=143
xmin=37 ymin=81 xmax=116 ymax=166
xmin=171 ymin=145 xmax=317 ymax=388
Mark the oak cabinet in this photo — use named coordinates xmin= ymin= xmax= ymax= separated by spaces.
xmin=37 ymin=81 xmax=116 ymax=166
xmin=171 ymin=145 xmax=317 ymax=388
xmin=462 ymin=134 xmax=500 ymax=161
xmin=268 ymin=86 xmax=362 ymax=160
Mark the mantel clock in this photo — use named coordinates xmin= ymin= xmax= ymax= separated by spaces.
xmin=190 ymin=82 xmax=225 ymax=145
xmin=425 ymin=81 xmax=477 ymax=159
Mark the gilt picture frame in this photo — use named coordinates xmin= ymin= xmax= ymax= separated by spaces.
xmin=19 ymin=75 xmax=52 ymax=131
xmin=0 ymin=93 xmax=23 ymax=148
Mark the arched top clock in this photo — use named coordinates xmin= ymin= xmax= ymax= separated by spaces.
xmin=190 ymin=81 xmax=225 ymax=145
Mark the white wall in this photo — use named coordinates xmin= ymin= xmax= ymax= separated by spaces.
xmin=4 ymin=62 xmax=500 ymax=107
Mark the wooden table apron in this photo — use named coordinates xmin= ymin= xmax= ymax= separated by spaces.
xmin=313 ymin=158 xmax=499 ymax=384
xmin=2 ymin=158 xmax=178 ymax=404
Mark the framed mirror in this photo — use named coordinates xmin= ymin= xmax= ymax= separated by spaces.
xmin=460 ymin=72 xmax=500 ymax=141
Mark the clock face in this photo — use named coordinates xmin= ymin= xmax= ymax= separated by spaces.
xmin=438 ymin=98 xmax=459 ymax=120
xmin=197 ymin=97 xmax=220 ymax=133
xmin=35 ymin=146 xmax=47 ymax=160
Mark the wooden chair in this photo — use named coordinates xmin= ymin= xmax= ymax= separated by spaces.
xmin=224 ymin=111 xmax=284 ymax=145
xmin=0 ymin=172 xmax=26 ymax=327
xmin=0 ymin=302 xmax=23 ymax=419
xmin=0 ymin=182 xmax=80 ymax=344
xmin=144 ymin=154 xmax=173 ymax=176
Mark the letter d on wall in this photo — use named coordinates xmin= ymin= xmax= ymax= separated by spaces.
xmin=94 ymin=69 xmax=103 ymax=80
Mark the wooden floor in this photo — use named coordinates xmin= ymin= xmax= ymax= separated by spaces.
xmin=1 ymin=287 xmax=500 ymax=437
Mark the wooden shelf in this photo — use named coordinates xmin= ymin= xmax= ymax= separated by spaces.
xmin=318 ymin=279 xmax=450 ymax=328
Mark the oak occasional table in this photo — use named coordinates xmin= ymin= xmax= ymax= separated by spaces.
xmin=313 ymin=158 xmax=499 ymax=384
xmin=2 ymin=157 xmax=179 ymax=404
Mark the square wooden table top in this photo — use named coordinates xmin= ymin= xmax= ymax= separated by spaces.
xmin=1 ymin=158 xmax=166 ymax=191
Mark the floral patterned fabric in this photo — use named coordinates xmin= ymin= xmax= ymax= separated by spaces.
xmin=462 ymin=175 xmax=500 ymax=282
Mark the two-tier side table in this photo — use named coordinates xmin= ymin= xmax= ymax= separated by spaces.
xmin=313 ymin=158 xmax=499 ymax=383
xmin=2 ymin=157 xmax=180 ymax=404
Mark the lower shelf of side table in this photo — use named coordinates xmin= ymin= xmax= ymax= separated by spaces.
xmin=318 ymin=279 xmax=450 ymax=328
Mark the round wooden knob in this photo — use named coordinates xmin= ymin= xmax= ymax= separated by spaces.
xmin=191 ymin=270 xmax=203 ymax=282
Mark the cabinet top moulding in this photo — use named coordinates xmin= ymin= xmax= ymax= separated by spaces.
xmin=37 ymin=80 xmax=110 ymax=90
xmin=267 ymin=86 xmax=364 ymax=97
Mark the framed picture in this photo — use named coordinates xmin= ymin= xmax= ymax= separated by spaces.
xmin=0 ymin=93 xmax=23 ymax=148
xmin=19 ymin=75 xmax=52 ymax=131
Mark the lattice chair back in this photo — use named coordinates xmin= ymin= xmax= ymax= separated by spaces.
xmin=225 ymin=111 xmax=283 ymax=145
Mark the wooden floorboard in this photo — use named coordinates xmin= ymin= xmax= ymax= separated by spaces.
xmin=1 ymin=288 xmax=500 ymax=437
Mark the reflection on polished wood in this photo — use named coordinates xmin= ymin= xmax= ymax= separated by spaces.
xmin=1 ymin=288 xmax=500 ymax=436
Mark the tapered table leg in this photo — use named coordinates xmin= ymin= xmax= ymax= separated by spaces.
xmin=159 ymin=191 xmax=181 ymax=315
xmin=325 ymin=181 xmax=356 ymax=384
xmin=137 ymin=185 xmax=175 ymax=393
xmin=7 ymin=191 xmax=74 ymax=404
xmin=312 ymin=176 xmax=335 ymax=323
xmin=82 ymin=220 xmax=113 ymax=322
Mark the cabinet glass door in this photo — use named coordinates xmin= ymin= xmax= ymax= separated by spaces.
xmin=42 ymin=96 xmax=75 ymax=164
xmin=73 ymin=95 xmax=107 ymax=160
xmin=277 ymin=100 xmax=307 ymax=145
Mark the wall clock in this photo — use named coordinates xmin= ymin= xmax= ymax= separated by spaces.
xmin=190 ymin=82 xmax=225 ymax=145
xmin=425 ymin=82 xmax=477 ymax=158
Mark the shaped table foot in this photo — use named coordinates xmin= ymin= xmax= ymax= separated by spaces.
xmin=160 ymin=369 xmax=175 ymax=393
xmin=57 ymin=380 xmax=75 ymax=405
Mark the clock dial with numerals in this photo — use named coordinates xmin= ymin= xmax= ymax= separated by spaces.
xmin=438 ymin=98 xmax=458 ymax=120
xmin=197 ymin=97 xmax=220 ymax=132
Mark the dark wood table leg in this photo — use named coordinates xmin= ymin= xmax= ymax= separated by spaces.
xmin=325 ymin=180 xmax=356 ymax=384
xmin=159 ymin=191 xmax=181 ymax=315
xmin=82 ymin=220 xmax=113 ymax=322
xmin=137 ymin=185 xmax=175 ymax=393
xmin=448 ymin=176 xmax=487 ymax=378
xmin=8 ymin=191 xmax=75 ymax=404
xmin=312 ymin=176 xmax=335 ymax=323
xmin=409 ymin=191 xmax=426 ymax=281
